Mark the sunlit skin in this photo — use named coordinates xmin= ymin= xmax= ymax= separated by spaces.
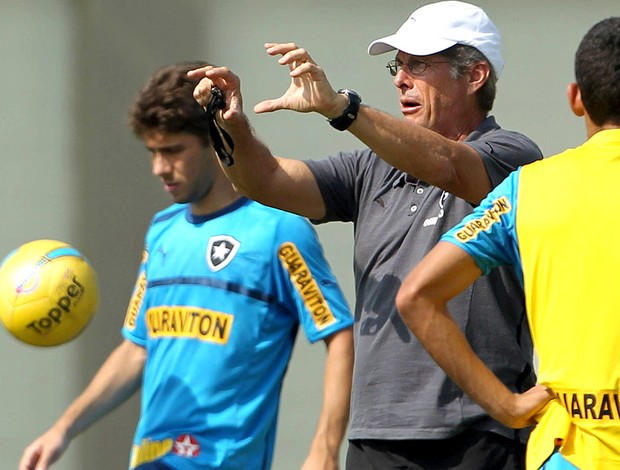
xmin=144 ymin=131 xmax=239 ymax=215
xmin=393 ymin=51 xmax=486 ymax=141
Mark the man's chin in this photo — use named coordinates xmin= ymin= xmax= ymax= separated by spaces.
xmin=403 ymin=113 xmax=424 ymax=124
xmin=170 ymin=195 xmax=189 ymax=204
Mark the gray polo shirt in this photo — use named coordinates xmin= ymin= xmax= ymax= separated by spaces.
xmin=305 ymin=116 xmax=542 ymax=441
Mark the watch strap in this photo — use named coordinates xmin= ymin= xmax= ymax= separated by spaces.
xmin=328 ymin=89 xmax=362 ymax=131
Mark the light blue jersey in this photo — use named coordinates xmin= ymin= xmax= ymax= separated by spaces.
xmin=122 ymin=197 xmax=353 ymax=469
xmin=441 ymin=169 xmax=523 ymax=281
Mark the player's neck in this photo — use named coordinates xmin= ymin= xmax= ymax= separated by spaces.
xmin=191 ymin=180 xmax=241 ymax=216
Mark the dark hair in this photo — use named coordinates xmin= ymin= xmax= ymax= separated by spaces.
xmin=575 ymin=17 xmax=620 ymax=126
xmin=128 ymin=61 xmax=212 ymax=145
xmin=440 ymin=44 xmax=497 ymax=113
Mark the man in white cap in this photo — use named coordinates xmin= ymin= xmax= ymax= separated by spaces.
xmin=190 ymin=1 xmax=542 ymax=468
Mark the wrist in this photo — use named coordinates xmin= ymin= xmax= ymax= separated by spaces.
xmin=327 ymin=89 xmax=362 ymax=131
xmin=324 ymin=92 xmax=349 ymax=119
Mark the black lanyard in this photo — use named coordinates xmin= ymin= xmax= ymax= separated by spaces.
xmin=206 ymin=87 xmax=235 ymax=167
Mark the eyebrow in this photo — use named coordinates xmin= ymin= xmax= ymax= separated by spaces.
xmin=145 ymin=143 xmax=184 ymax=153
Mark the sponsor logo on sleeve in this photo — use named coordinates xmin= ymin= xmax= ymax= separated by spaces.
xmin=124 ymin=270 xmax=147 ymax=330
xmin=454 ymin=196 xmax=511 ymax=242
xmin=278 ymin=242 xmax=336 ymax=329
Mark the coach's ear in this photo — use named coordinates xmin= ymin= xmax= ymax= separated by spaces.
xmin=567 ymin=82 xmax=585 ymax=117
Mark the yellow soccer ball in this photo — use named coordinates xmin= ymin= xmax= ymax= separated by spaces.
xmin=0 ymin=239 xmax=99 ymax=347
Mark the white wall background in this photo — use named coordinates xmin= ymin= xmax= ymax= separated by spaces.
xmin=0 ymin=1 xmax=617 ymax=469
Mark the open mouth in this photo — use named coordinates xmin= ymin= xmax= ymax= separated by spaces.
xmin=400 ymin=97 xmax=422 ymax=115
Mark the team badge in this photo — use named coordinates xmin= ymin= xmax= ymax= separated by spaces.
xmin=207 ymin=235 xmax=240 ymax=271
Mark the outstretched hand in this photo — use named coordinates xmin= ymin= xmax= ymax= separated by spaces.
xmin=254 ymin=43 xmax=345 ymax=118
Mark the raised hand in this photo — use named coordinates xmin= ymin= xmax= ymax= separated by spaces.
xmin=188 ymin=65 xmax=245 ymax=124
xmin=254 ymin=43 xmax=346 ymax=118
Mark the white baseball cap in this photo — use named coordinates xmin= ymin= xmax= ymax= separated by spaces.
xmin=368 ymin=1 xmax=504 ymax=77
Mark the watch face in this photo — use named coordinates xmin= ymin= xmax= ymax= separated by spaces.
xmin=339 ymin=89 xmax=362 ymax=102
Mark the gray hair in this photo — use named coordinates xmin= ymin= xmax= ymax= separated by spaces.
xmin=440 ymin=44 xmax=498 ymax=113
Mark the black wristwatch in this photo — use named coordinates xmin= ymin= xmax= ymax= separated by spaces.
xmin=328 ymin=89 xmax=362 ymax=131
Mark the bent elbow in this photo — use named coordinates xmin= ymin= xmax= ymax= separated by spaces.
xmin=395 ymin=277 xmax=427 ymax=333
xmin=395 ymin=284 xmax=413 ymax=320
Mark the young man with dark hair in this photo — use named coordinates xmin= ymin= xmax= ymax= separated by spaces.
xmin=19 ymin=62 xmax=354 ymax=470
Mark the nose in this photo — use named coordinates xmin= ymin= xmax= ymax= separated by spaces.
xmin=151 ymin=153 xmax=171 ymax=177
xmin=393 ymin=68 xmax=410 ymax=90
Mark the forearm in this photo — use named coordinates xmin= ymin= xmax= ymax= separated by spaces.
xmin=217 ymin=114 xmax=278 ymax=199
xmin=221 ymin=113 xmax=326 ymax=219
xmin=304 ymin=328 xmax=353 ymax=468
xmin=410 ymin=302 xmax=554 ymax=428
xmin=396 ymin=243 xmax=550 ymax=428
xmin=52 ymin=340 xmax=144 ymax=440
xmin=348 ymin=106 xmax=491 ymax=203
xmin=406 ymin=301 xmax=522 ymax=426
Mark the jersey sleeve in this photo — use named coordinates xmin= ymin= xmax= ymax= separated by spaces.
xmin=273 ymin=213 xmax=353 ymax=343
xmin=121 ymin=245 xmax=149 ymax=346
xmin=441 ymin=169 xmax=523 ymax=281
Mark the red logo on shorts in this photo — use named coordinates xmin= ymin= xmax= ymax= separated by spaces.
xmin=173 ymin=434 xmax=201 ymax=458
